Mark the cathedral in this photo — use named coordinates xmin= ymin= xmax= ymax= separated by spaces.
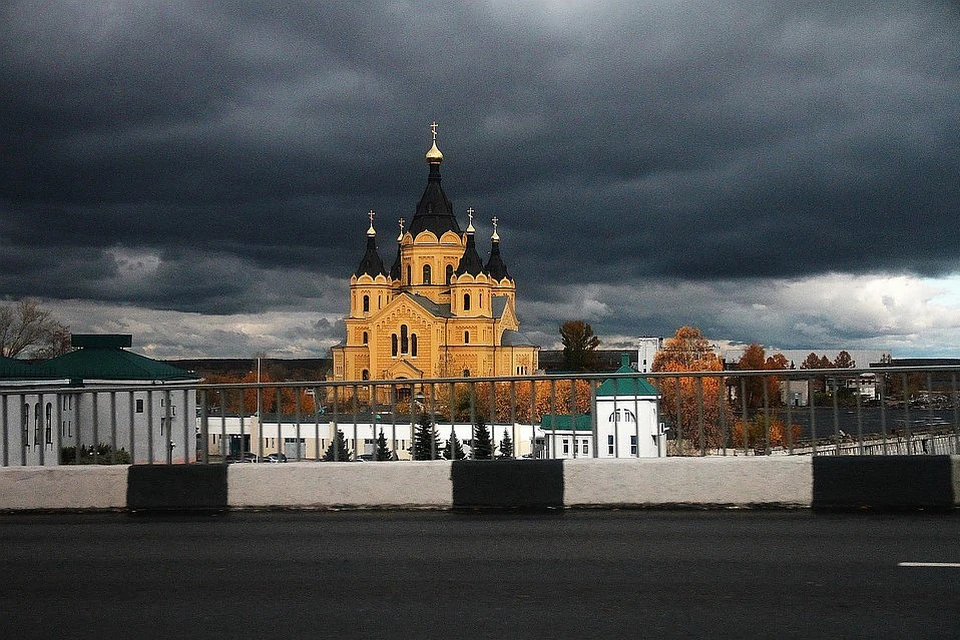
xmin=332 ymin=124 xmax=539 ymax=382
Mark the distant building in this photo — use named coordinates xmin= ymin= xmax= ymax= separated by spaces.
xmin=541 ymin=355 xmax=662 ymax=458
xmin=332 ymin=124 xmax=538 ymax=384
xmin=1 ymin=334 xmax=200 ymax=465
xmin=636 ymin=336 xmax=663 ymax=373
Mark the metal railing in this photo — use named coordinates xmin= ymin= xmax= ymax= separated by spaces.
xmin=2 ymin=365 xmax=960 ymax=466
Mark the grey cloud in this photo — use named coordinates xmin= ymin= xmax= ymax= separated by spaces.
xmin=1 ymin=1 xmax=958 ymax=356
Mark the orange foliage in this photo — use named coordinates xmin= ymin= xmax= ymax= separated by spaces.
xmin=737 ymin=344 xmax=788 ymax=409
xmin=430 ymin=379 xmax=593 ymax=423
xmin=653 ymin=326 xmax=733 ymax=451
xmin=205 ymin=371 xmax=317 ymax=416
xmin=732 ymin=415 xmax=802 ymax=451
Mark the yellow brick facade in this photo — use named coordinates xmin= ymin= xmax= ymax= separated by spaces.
xmin=332 ymin=131 xmax=538 ymax=382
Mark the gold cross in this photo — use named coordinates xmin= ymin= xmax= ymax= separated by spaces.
xmin=466 ymin=207 xmax=474 ymax=225
xmin=491 ymin=216 xmax=498 ymax=231
xmin=398 ymin=217 xmax=405 ymax=233
xmin=368 ymin=209 xmax=376 ymax=225
xmin=430 ymin=121 xmax=439 ymax=141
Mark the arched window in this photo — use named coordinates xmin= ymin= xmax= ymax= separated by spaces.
xmin=362 ymin=331 xmax=368 ymax=345
xmin=464 ymin=293 xmax=471 ymax=311
xmin=45 ymin=403 xmax=52 ymax=445
xmin=423 ymin=264 xmax=431 ymax=284
xmin=34 ymin=402 xmax=41 ymax=447
xmin=464 ymin=331 xmax=470 ymax=344
xmin=479 ymin=293 xmax=482 ymax=308
xmin=21 ymin=404 xmax=29 ymax=447
xmin=406 ymin=265 xmax=411 ymax=285
xmin=446 ymin=264 xmax=454 ymax=284
xmin=362 ymin=369 xmax=369 ymax=380
xmin=462 ymin=369 xmax=470 ymax=377
xmin=400 ymin=325 xmax=409 ymax=354
xmin=608 ymin=409 xmax=637 ymax=423
xmin=391 ymin=334 xmax=398 ymax=357
xmin=362 ymin=295 xmax=369 ymax=313
xmin=411 ymin=334 xmax=418 ymax=357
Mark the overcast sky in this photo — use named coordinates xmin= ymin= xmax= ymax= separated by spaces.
xmin=2 ymin=1 xmax=959 ymax=360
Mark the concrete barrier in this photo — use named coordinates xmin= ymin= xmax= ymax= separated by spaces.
xmin=128 ymin=464 xmax=228 ymax=512
xmin=452 ymin=459 xmax=564 ymax=509
xmin=228 ymin=461 xmax=454 ymax=509
xmin=0 ymin=457 xmax=957 ymax=512
xmin=0 ymin=466 xmax=128 ymax=511
xmin=812 ymin=455 xmax=960 ymax=510
xmin=563 ymin=457 xmax=814 ymax=508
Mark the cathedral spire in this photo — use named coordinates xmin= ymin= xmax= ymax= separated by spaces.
xmin=455 ymin=207 xmax=484 ymax=276
xmin=354 ymin=210 xmax=387 ymax=277
xmin=389 ymin=217 xmax=403 ymax=280
xmin=485 ymin=216 xmax=511 ymax=280
xmin=409 ymin=121 xmax=461 ymax=237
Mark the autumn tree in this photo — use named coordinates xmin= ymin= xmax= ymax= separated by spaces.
xmin=833 ymin=350 xmax=855 ymax=368
xmin=473 ymin=379 xmax=593 ymax=424
xmin=737 ymin=345 xmax=789 ymax=409
xmin=652 ymin=326 xmax=733 ymax=451
xmin=0 ymin=299 xmax=71 ymax=359
xmin=732 ymin=415 xmax=802 ymax=452
xmin=800 ymin=353 xmax=832 ymax=370
xmin=560 ymin=320 xmax=600 ymax=371
xmin=205 ymin=369 xmax=317 ymax=416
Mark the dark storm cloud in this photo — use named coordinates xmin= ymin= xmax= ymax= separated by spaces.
xmin=1 ymin=1 xmax=958 ymax=354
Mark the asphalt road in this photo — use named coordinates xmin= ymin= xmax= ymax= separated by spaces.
xmin=1 ymin=510 xmax=958 ymax=639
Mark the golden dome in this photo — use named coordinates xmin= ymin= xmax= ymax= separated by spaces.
xmin=425 ymin=120 xmax=443 ymax=164
xmin=425 ymin=140 xmax=443 ymax=164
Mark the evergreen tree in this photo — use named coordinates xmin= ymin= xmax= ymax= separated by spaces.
xmin=560 ymin=320 xmax=601 ymax=371
xmin=472 ymin=419 xmax=493 ymax=460
xmin=443 ymin=428 xmax=466 ymax=460
xmin=413 ymin=413 xmax=441 ymax=460
xmin=499 ymin=429 xmax=515 ymax=459
xmin=322 ymin=429 xmax=351 ymax=461
xmin=374 ymin=429 xmax=393 ymax=461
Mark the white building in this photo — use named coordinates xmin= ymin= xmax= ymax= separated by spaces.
xmin=1 ymin=335 xmax=200 ymax=466
xmin=635 ymin=336 xmax=663 ymax=373
xmin=542 ymin=356 xmax=663 ymax=458
xmin=200 ymin=414 xmax=543 ymax=461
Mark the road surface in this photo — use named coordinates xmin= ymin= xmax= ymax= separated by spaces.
xmin=2 ymin=510 xmax=958 ymax=638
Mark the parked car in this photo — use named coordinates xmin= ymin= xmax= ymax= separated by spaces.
xmin=264 ymin=453 xmax=287 ymax=463
xmin=225 ymin=452 xmax=262 ymax=463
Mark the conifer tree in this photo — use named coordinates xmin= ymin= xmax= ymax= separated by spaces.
xmin=322 ymin=429 xmax=351 ymax=461
xmin=413 ymin=413 xmax=440 ymax=460
xmin=443 ymin=428 xmax=466 ymax=460
xmin=499 ymin=429 xmax=515 ymax=459
xmin=472 ymin=419 xmax=493 ymax=460
xmin=374 ymin=429 xmax=393 ymax=461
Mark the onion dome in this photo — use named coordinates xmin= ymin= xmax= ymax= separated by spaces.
xmin=484 ymin=222 xmax=510 ymax=280
xmin=354 ymin=211 xmax=387 ymax=277
xmin=408 ymin=121 xmax=461 ymax=237
xmin=455 ymin=208 xmax=484 ymax=276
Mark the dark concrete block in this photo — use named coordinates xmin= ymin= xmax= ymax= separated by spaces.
xmin=452 ymin=459 xmax=564 ymax=509
xmin=127 ymin=464 xmax=228 ymax=512
xmin=812 ymin=455 xmax=955 ymax=510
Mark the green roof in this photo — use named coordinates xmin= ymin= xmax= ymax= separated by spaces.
xmin=596 ymin=357 xmax=659 ymax=397
xmin=540 ymin=414 xmax=592 ymax=431
xmin=0 ymin=356 xmax=41 ymax=380
xmin=41 ymin=338 xmax=198 ymax=382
